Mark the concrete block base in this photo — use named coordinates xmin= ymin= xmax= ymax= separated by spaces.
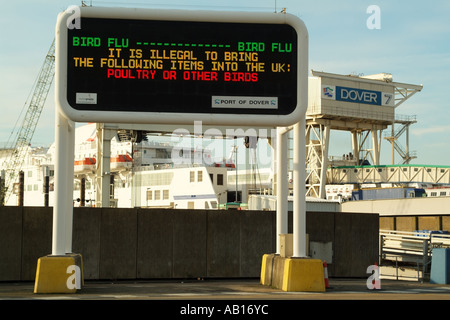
xmin=260 ymin=254 xmax=325 ymax=292
xmin=34 ymin=253 xmax=83 ymax=294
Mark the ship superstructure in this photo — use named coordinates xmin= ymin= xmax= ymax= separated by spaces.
xmin=0 ymin=123 xmax=231 ymax=208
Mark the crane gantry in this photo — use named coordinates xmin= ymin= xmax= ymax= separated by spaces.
xmin=1 ymin=40 xmax=55 ymax=204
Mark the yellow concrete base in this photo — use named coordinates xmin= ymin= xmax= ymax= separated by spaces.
xmin=282 ymin=257 xmax=325 ymax=292
xmin=34 ymin=253 xmax=83 ymax=294
xmin=260 ymin=254 xmax=274 ymax=286
xmin=260 ymin=254 xmax=325 ymax=292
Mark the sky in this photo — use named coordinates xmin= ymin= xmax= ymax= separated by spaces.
xmin=1 ymin=0 xmax=450 ymax=166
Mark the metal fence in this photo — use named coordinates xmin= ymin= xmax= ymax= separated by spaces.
xmin=379 ymin=229 xmax=450 ymax=281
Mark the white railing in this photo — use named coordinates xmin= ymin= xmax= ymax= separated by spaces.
xmin=329 ymin=165 xmax=450 ymax=185
xmin=379 ymin=230 xmax=450 ymax=281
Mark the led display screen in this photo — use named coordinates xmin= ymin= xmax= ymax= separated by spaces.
xmin=67 ymin=17 xmax=298 ymax=115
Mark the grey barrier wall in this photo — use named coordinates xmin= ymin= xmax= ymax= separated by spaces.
xmin=0 ymin=207 xmax=379 ymax=281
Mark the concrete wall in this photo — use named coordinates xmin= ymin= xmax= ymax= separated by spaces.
xmin=0 ymin=207 xmax=378 ymax=281
xmin=0 ymin=207 xmax=53 ymax=281
xmin=0 ymin=206 xmax=23 ymax=281
xmin=73 ymin=208 xmax=276 ymax=280
xmin=304 ymin=211 xmax=379 ymax=277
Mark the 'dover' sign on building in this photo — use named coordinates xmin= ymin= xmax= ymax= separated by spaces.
xmin=56 ymin=6 xmax=308 ymax=126
xmin=307 ymin=70 xmax=396 ymax=125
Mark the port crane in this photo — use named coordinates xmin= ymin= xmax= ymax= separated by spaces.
xmin=1 ymin=40 xmax=55 ymax=204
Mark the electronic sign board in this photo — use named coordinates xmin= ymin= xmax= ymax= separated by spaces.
xmin=55 ymin=7 xmax=308 ymax=126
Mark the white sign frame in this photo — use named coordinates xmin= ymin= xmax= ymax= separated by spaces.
xmin=55 ymin=6 xmax=308 ymax=127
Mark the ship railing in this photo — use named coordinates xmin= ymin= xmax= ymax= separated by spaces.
xmin=306 ymin=105 xmax=394 ymax=122
xmin=248 ymin=188 xmax=273 ymax=196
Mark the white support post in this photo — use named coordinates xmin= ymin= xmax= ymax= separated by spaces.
xmin=371 ymin=129 xmax=380 ymax=166
xmin=293 ymin=116 xmax=307 ymax=258
xmin=53 ymin=111 xmax=74 ymax=256
xmin=319 ymin=125 xmax=330 ymax=199
xmin=406 ymin=126 xmax=410 ymax=162
xmin=95 ymin=126 xmax=114 ymax=208
xmin=352 ymin=131 xmax=359 ymax=164
xmin=101 ymin=129 xmax=112 ymax=208
xmin=65 ymin=117 xmax=75 ymax=254
xmin=276 ymin=127 xmax=289 ymax=254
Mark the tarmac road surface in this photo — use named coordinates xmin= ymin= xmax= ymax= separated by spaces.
xmin=0 ymin=278 xmax=448 ymax=317
xmin=2 ymin=278 xmax=450 ymax=299
xmin=0 ymin=278 xmax=450 ymax=300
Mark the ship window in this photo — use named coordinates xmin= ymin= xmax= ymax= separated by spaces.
xmin=163 ymin=190 xmax=169 ymax=200
xmin=155 ymin=149 xmax=167 ymax=158
xmin=154 ymin=190 xmax=161 ymax=200
xmin=217 ymin=174 xmax=224 ymax=186
xmin=209 ymin=174 xmax=214 ymax=183
xmin=146 ymin=190 xmax=152 ymax=201
xmin=198 ymin=170 xmax=203 ymax=182
xmin=440 ymin=192 xmax=447 ymax=196
xmin=431 ymin=192 xmax=437 ymax=197
xmin=141 ymin=172 xmax=174 ymax=186
xmin=188 ymin=201 xmax=194 ymax=209
xmin=190 ymin=171 xmax=195 ymax=182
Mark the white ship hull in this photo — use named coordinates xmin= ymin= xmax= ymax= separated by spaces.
xmin=1 ymin=123 xmax=272 ymax=209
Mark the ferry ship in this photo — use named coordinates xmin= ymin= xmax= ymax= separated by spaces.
xmin=0 ymin=123 xmax=272 ymax=209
